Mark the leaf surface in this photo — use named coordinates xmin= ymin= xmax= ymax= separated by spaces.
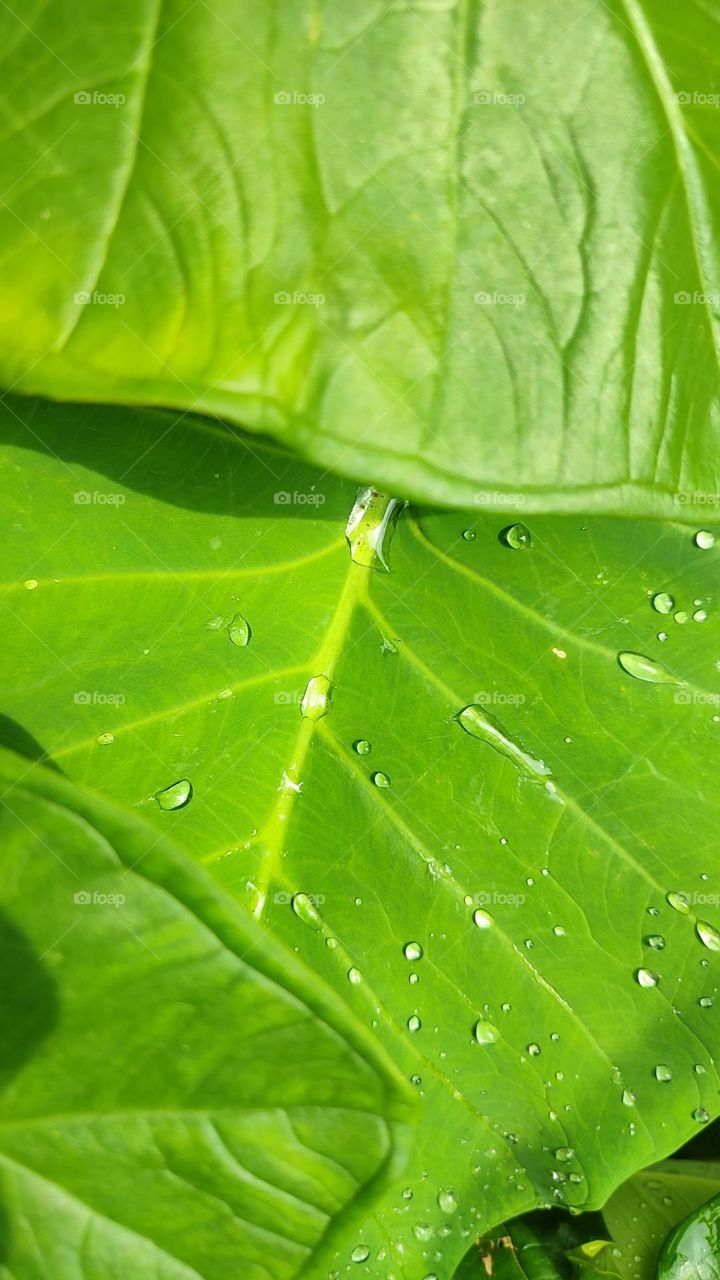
xmin=0 ymin=1 xmax=718 ymax=512
xmin=1 ymin=396 xmax=720 ymax=1275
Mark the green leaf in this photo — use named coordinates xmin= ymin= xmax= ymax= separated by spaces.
xmin=0 ymin=746 xmax=414 ymax=1278
xmin=658 ymin=1188 xmax=720 ymax=1280
xmin=2 ymin=394 xmax=720 ymax=1276
xmin=0 ymin=1 xmax=718 ymax=514
xmin=603 ymin=1160 xmax=720 ymax=1280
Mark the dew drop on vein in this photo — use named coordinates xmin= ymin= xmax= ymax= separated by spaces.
xmin=655 ymin=1064 xmax=672 ymax=1082
xmin=353 ymin=738 xmax=371 ymax=755
xmin=227 ymin=613 xmax=251 ymax=647
xmin=371 ymin=771 xmax=391 ymax=788
xmin=695 ymin=530 xmax=716 ymax=550
xmin=617 ymin=652 xmax=682 ymax=685
xmin=404 ymin=941 xmax=423 ymax=961
xmin=345 ymin=486 xmax=405 ymax=571
xmin=501 ymin=523 xmax=532 ymax=550
xmin=697 ymin=920 xmax=720 ymax=951
xmin=300 ymin=673 xmax=332 ymax=721
xmin=474 ymin=1019 xmax=500 ymax=1044
xmin=155 ymin=779 xmax=193 ymax=811
xmin=96 ymin=732 xmax=114 ymax=746
xmin=667 ymin=891 xmax=690 ymax=914
xmin=635 ymin=968 xmax=660 ymax=988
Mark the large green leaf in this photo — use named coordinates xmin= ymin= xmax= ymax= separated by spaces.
xmin=0 ymin=1 xmax=718 ymax=513
xmin=0 ymin=747 xmax=413 ymax=1278
xmin=603 ymin=1160 xmax=720 ymax=1280
xmin=1 ymin=395 xmax=720 ymax=1276
xmin=658 ymin=1188 xmax=720 ymax=1280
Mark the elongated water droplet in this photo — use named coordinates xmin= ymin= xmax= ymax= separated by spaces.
xmin=622 ymin=1089 xmax=636 ymax=1107
xmin=693 ymin=609 xmax=708 ymax=623
xmin=227 ymin=613 xmax=251 ymax=647
xmin=617 ymin=652 xmax=681 ymax=685
xmin=667 ymin=891 xmax=690 ymax=914
xmin=96 ymin=732 xmax=114 ymax=746
xmin=351 ymin=1245 xmax=370 ymax=1263
xmin=23 ymin=579 xmax=38 ymax=590
xmin=555 ymin=1147 xmax=574 ymax=1162
xmin=301 ymin=673 xmax=332 ymax=721
xmin=353 ymin=739 xmax=371 ymax=755
xmin=473 ymin=908 xmax=494 ymax=929
xmin=635 ymin=968 xmax=659 ymax=988
xmin=674 ymin=611 xmax=689 ymax=625
xmin=655 ymin=1064 xmax=672 ymax=1082
xmin=206 ymin=615 xmax=225 ymax=631
xmin=348 ymin=967 xmax=363 ymax=985
xmin=407 ymin=1014 xmax=422 ymax=1032
xmin=652 ymin=592 xmax=674 ymax=614
xmin=501 ymin=523 xmax=532 ymax=550
xmin=371 ymin=771 xmax=391 ymax=788
xmin=474 ymin=1018 xmax=500 ymax=1044
xmin=695 ymin=530 xmax=716 ymax=550
xmin=156 ymin=778 xmax=193 ymax=811
xmin=437 ymin=1189 xmax=458 ymax=1214
xmin=292 ymin=893 xmax=322 ymax=927
xmin=697 ymin=920 xmax=720 ymax=951
xmin=404 ymin=941 xmax=423 ymax=961
xmin=644 ymin=934 xmax=665 ymax=950
xmin=699 ymin=996 xmax=714 ymax=1008
xmin=346 ymin=486 xmax=405 ymax=571
xmin=456 ymin=704 xmax=551 ymax=778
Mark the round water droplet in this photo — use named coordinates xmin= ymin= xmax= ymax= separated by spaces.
xmin=501 ymin=1002 xmax=511 ymax=1013
xmin=407 ymin=1014 xmax=421 ymax=1032
xmin=413 ymin=1223 xmax=433 ymax=1242
xmin=95 ymin=732 xmax=114 ymax=745
xmin=404 ymin=941 xmax=423 ymax=961
xmin=695 ymin=530 xmax=716 ymax=550
xmin=655 ymin=1064 xmax=672 ymax=1082
xmin=156 ymin=779 xmax=192 ymax=811
xmin=23 ymin=579 xmax=38 ymax=590
xmin=473 ymin=908 xmax=493 ymax=929
xmin=402 ymin=1187 xmax=413 ymax=1200
xmin=474 ymin=1019 xmax=500 ymax=1045
xmin=527 ymin=1043 xmax=541 ymax=1056
xmin=351 ymin=1245 xmax=370 ymax=1263
xmin=227 ymin=613 xmax=251 ymax=647
xmin=348 ymin=967 xmax=363 ymax=985
xmin=617 ymin=652 xmax=680 ymax=685
xmin=693 ymin=609 xmax=708 ymax=623
xmin=699 ymin=996 xmax=714 ymax=1008
xmin=371 ymin=771 xmax=391 ymax=788
xmin=555 ymin=1147 xmax=574 ymax=1162
xmin=652 ymin=592 xmax=674 ymax=614
xmin=353 ymin=739 xmax=371 ymax=755
xmin=667 ymin=891 xmax=690 ymax=914
xmin=693 ymin=1107 xmax=710 ymax=1124
xmin=657 ymin=631 xmax=668 ymax=642
xmin=644 ymin=934 xmax=666 ymax=950
xmin=502 ymin=523 xmax=532 ymax=550
xmin=696 ymin=920 xmax=720 ymax=951
xmin=553 ymin=925 xmax=567 ymax=937
xmin=635 ymin=968 xmax=659 ymax=988
xmin=674 ymin=611 xmax=689 ymax=625
xmin=462 ymin=529 xmax=477 ymax=542
xmin=326 ymin=937 xmax=337 ymax=950
xmin=437 ymin=1189 xmax=458 ymax=1214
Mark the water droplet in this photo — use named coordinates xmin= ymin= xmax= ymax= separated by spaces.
xmin=462 ymin=529 xmax=477 ymax=542
xmin=23 ymin=579 xmax=38 ymax=590
xmin=501 ymin=523 xmax=532 ymax=550
xmin=617 ymin=652 xmax=681 ymax=685
xmin=326 ymin=937 xmax=338 ymax=950
xmin=353 ymin=739 xmax=371 ymax=755
xmin=553 ymin=925 xmax=567 ymax=937
xmin=667 ymin=891 xmax=690 ymax=914
xmin=474 ymin=1019 xmax=500 ymax=1045
xmin=655 ymin=1064 xmax=672 ymax=1082
xmin=227 ymin=613 xmax=251 ymax=646
xmin=413 ymin=1223 xmax=433 ymax=1243
xmin=404 ymin=941 xmax=423 ymax=961
xmin=402 ymin=1187 xmax=413 ymax=1200
xmin=674 ymin=611 xmax=689 ymax=625
xmin=409 ymin=972 xmax=419 ymax=984
xmin=473 ymin=908 xmax=494 ymax=929
xmin=407 ymin=1014 xmax=421 ymax=1032
xmin=301 ymin=673 xmax=333 ymax=721
xmin=292 ymin=893 xmax=322 ymax=927
xmin=697 ymin=920 xmax=720 ymax=951
xmin=695 ymin=1063 xmax=707 ymax=1074
xmin=699 ymin=996 xmax=714 ymax=1008
xmin=527 ymin=1043 xmax=541 ymax=1056
xmin=644 ymin=934 xmax=666 ymax=950
xmin=501 ymin=1002 xmax=511 ymax=1013
xmin=555 ymin=1147 xmax=574 ymax=1162
xmin=652 ymin=593 xmax=674 ymax=614
xmin=622 ymin=1089 xmax=636 ymax=1107
xmin=657 ymin=631 xmax=668 ymax=642
xmin=456 ymin=704 xmax=551 ymax=778
xmin=695 ymin=530 xmax=716 ymax=550
xmin=155 ymin=779 xmax=192 ymax=811
xmin=635 ymin=968 xmax=659 ymax=988
xmin=346 ymin=486 xmax=405 ymax=571
xmin=95 ymin=732 xmax=114 ymax=745
xmin=206 ymin=615 xmax=225 ymax=630
xmin=693 ymin=1107 xmax=710 ymax=1124
xmin=371 ymin=771 xmax=391 ymax=788
xmin=693 ymin=609 xmax=708 ymax=623
xmin=437 ymin=1189 xmax=458 ymax=1214
xmin=351 ymin=1245 xmax=370 ymax=1263
xmin=347 ymin=967 xmax=363 ymax=985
